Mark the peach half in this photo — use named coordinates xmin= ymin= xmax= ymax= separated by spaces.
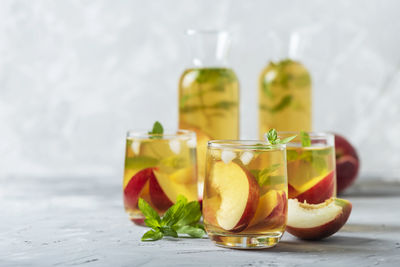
xmin=210 ymin=161 xmax=260 ymax=232
xmin=287 ymin=197 xmax=352 ymax=240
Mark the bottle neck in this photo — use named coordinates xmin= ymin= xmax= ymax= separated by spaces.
xmin=186 ymin=30 xmax=231 ymax=68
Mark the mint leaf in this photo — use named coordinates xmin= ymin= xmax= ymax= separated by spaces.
xmin=253 ymin=163 xmax=282 ymax=187
xmin=260 ymin=95 xmax=292 ymax=113
xmin=161 ymin=196 xmax=187 ymax=226
xmin=142 ymin=229 xmax=163 ymax=241
xmin=160 ymin=226 xmax=178 ymax=238
xmin=175 ymin=201 xmax=202 ymax=227
xmin=281 ymin=135 xmax=297 ymax=144
xmin=138 ymin=198 xmax=160 ymax=223
xmin=266 ymin=129 xmax=296 ymax=145
xmin=139 ymin=194 xmax=205 ymax=242
xmin=266 ymin=129 xmax=278 ymax=144
xmin=300 ymin=131 xmax=311 ymax=147
xmin=176 ymin=225 xmax=205 ymax=238
xmin=144 ymin=218 xmax=160 ymax=229
xmin=148 ymin=121 xmax=163 ymax=139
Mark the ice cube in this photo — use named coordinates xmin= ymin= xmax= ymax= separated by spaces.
xmin=187 ymin=137 xmax=196 ymax=148
xmin=240 ymin=151 xmax=254 ymax=165
xmin=131 ymin=141 xmax=141 ymax=155
xmin=169 ymin=139 xmax=181 ymax=155
xmin=221 ymin=150 xmax=236 ymax=164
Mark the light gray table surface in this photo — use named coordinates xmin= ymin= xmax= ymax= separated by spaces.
xmin=1 ymin=176 xmax=399 ymax=267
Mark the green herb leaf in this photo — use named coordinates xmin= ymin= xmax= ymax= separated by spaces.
xmin=266 ymin=129 xmax=296 ymax=145
xmin=160 ymin=226 xmax=178 ymax=238
xmin=161 ymin=196 xmax=187 ymax=227
xmin=148 ymin=121 xmax=163 ymax=138
xmin=266 ymin=129 xmax=278 ymax=144
xmin=175 ymin=200 xmax=202 ymax=227
xmin=142 ymin=229 xmax=163 ymax=241
xmin=139 ymin=195 xmax=205 ymax=242
xmin=138 ymin=198 xmax=160 ymax=223
xmin=300 ymin=131 xmax=311 ymax=147
xmin=260 ymin=95 xmax=292 ymax=113
xmin=176 ymin=225 xmax=205 ymax=238
xmin=144 ymin=218 xmax=160 ymax=229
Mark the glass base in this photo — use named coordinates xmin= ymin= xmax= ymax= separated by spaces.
xmin=207 ymin=232 xmax=283 ymax=249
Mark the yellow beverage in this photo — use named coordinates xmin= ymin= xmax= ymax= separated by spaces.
xmin=203 ymin=140 xmax=287 ymax=249
xmin=259 ymin=59 xmax=311 ymax=138
xmin=280 ymin=132 xmax=336 ymax=204
xmin=123 ymin=130 xmax=198 ymax=225
xmin=179 ymin=68 xmax=239 ymax=184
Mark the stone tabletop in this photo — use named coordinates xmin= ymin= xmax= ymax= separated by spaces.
xmin=1 ymin=176 xmax=399 ymax=267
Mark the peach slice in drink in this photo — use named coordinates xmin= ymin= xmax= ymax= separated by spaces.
xmin=209 ymin=161 xmax=260 ymax=232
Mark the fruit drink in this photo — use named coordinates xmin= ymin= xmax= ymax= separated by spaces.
xmin=259 ymin=59 xmax=311 ymax=138
xmin=279 ymin=132 xmax=336 ymax=204
xmin=123 ymin=130 xmax=198 ymax=225
xmin=179 ymin=68 xmax=239 ymax=185
xmin=203 ymin=140 xmax=287 ymax=249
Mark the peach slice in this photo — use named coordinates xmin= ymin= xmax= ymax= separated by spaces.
xmin=211 ymin=161 xmax=260 ymax=232
xmin=170 ymin=166 xmax=195 ymax=184
xmin=287 ymin=197 xmax=352 ymax=240
xmin=149 ymin=174 xmax=174 ymax=211
xmin=152 ymin=169 xmax=198 ymax=205
xmin=123 ymin=168 xmax=154 ymax=210
xmin=295 ymin=170 xmax=335 ymax=204
xmin=248 ymin=190 xmax=279 ymax=227
xmin=247 ymin=191 xmax=287 ymax=230
xmin=202 ymin=196 xmax=221 ymax=226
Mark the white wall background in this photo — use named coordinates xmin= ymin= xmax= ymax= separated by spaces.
xmin=1 ymin=0 xmax=399 ymax=180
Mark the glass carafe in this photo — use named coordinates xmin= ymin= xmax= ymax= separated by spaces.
xmin=258 ymin=34 xmax=312 ymax=138
xmin=178 ymin=30 xmax=239 ymax=190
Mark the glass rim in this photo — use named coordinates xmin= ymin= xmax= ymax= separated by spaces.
xmin=126 ymin=129 xmax=195 ymax=139
xmin=277 ymin=131 xmax=334 ymax=141
xmin=208 ymin=140 xmax=285 ymax=150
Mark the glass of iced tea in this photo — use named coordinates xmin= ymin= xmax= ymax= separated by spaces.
xmin=123 ymin=130 xmax=198 ymax=225
xmin=277 ymin=132 xmax=336 ymax=204
xmin=203 ymin=140 xmax=288 ymax=249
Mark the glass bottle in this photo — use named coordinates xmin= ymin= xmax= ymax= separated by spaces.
xmin=178 ymin=30 xmax=240 ymax=188
xmin=258 ymin=34 xmax=312 ymax=138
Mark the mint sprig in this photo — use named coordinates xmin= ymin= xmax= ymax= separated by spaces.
xmin=138 ymin=196 xmax=206 ymax=241
xmin=148 ymin=121 xmax=163 ymax=139
xmin=300 ymin=131 xmax=311 ymax=147
xmin=266 ymin=129 xmax=296 ymax=145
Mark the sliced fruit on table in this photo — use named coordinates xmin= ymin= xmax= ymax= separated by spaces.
xmin=294 ymin=170 xmax=335 ymax=204
xmin=210 ymin=161 xmax=260 ymax=232
xmin=287 ymin=197 xmax=352 ymax=240
xmin=124 ymin=168 xmax=155 ymax=209
xmin=335 ymin=134 xmax=360 ymax=193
